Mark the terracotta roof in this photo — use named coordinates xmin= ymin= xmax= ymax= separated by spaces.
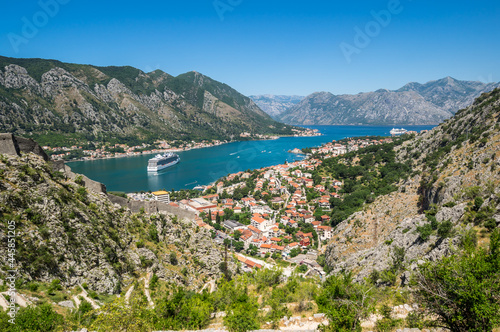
xmin=252 ymin=216 xmax=267 ymax=224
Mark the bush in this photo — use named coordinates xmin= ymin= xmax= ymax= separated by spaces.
xmin=474 ymin=197 xmax=484 ymax=211
xmin=296 ymin=264 xmax=308 ymax=273
xmin=484 ymin=218 xmax=497 ymax=232
xmin=48 ymin=279 xmax=62 ymax=294
xmin=459 ymin=228 xmax=477 ymax=250
xmin=150 ymin=273 xmax=159 ymax=291
xmin=416 ymin=223 xmax=433 ymax=241
xmin=437 ymin=220 xmax=453 ymax=238
xmin=412 ymin=229 xmax=500 ymax=332
xmin=10 ymin=304 xmax=64 ymax=331
xmin=224 ymin=294 xmax=260 ymax=332
xmin=316 ymin=273 xmax=374 ymax=331
xmin=169 ymin=252 xmax=178 ymax=265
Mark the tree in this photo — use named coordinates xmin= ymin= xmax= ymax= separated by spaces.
xmin=224 ymin=293 xmax=260 ymax=332
xmin=233 ymin=230 xmax=242 ymax=241
xmin=412 ymin=229 xmax=500 ymax=332
xmin=0 ymin=304 xmax=64 ymax=331
xmin=169 ymin=252 xmax=178 ymax=265
xmin=86 ymin=295 xmax=155 ymax=331
xmin=316 ymin=273 xmax=374 ymax=332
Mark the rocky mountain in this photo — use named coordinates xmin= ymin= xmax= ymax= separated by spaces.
xmin=249 ymin=95 xmax=304 ymax=119
xmin=0 ymin=56 xmax=298 ymax=147
xmin=278 ymin=77 xmax=500 ymax=125
xmin=0 ymin=137 xmax=231 ymax=294
xmin=323 ymin=88 xmax=500 ymax=283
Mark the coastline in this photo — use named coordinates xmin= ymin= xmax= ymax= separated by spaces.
xmin=63 ymin=132 xmax=321 ymax=164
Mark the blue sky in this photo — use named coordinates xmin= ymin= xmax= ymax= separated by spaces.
xmin=1 ymin=0 xmax=499 ymax=96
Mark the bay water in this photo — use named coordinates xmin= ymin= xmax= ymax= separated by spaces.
xmin=68 ymin=125 xmax=435 ymax=193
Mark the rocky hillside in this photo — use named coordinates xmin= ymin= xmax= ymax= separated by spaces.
xmin=278 ymin=77 xmax=500 ymax=125
xmin=324 ymin=88 xmax=500 ymax=282
xmin=0 ymin=151 xmax=231 ymax=294
xmin=0 ymin=56 xmax=298 ymax=146
xmin=249 ymin=95 xmax=304 ymax=119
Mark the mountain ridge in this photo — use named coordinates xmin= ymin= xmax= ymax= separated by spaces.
xmin=249 ymin=94 xmax=305 ymax=119
xmin=278 ymin=77 xmax=500 ymax=125
xmin=0 ymin=56 xmax=298 ymax=147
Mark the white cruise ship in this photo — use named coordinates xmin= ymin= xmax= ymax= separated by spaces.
xmin=147 ymin=152 xmax=180 ymax=172
xmin=390 ymin=128 xmax=408 ymax=136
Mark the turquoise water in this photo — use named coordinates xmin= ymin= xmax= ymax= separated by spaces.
xmin=68 ymin=125 xmax=435 ymax=192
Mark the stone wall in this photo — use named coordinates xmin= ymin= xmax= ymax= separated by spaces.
xmin=126 ymin=200 xmax=197 ymax=221
xmin=63 ymin=164 xmax=107 ymax=194
xmin=0 ymin=133 xmax=48 ymax=161
xmin=0 ymin=133 xmax=20 ymax=156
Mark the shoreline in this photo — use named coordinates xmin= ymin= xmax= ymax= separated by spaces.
xmin=63 ymin=133 xmax=322 ymax=164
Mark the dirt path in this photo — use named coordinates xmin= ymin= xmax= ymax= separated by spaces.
xmin=0 ymin=292 xmax=31 ymax=308
xmin=75 ymin=285 xmax=100 ymax=310
xmin=0 ymin=293 xmax=9 ymax=310
xmin=124 ymin=284 xmax=135 ymax=303
xmin=144 ymin=273 xmax=154 ymax=308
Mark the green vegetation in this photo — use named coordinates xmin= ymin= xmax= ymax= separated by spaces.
xmin=318 ymin=138 xmax=412 ymax=226
xmin=412 ymin=229 xmax=500 ymax=332
xmin=316 ymin=273 xmax=374 ymax=331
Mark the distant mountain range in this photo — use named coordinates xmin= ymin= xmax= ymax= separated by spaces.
xmin=0 ymin=56 xmax=298 ymax=146
xmin=249 ymin=95 xmax=304 ymax=119
xmin=275 ymin=77 xmax=500 ymax=125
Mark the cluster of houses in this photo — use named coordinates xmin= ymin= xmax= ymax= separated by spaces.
xmin=165 ymin=156 xmax=342 ymax=266
xmin=47 ymin=139 xmax=229 ymax=161
xmin=307 ymin=138 xmax=394 ymax=158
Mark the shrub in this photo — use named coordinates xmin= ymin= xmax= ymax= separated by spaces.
xmin=484 ymin=218 xmax=497 ymax=232
xmin=150 ymin=273 xmax=159 ymax=291
xmin=8 ymin=303 xmax=64 ymax=331
xmin=437 ymin=220 xmax=453 ymax=238
xmin=169 ymin=252 xmax=178 ymax=265
xmin=474 ymin=197 xmax=484 ymax=211
xmin=412 ymin=229 xmax=500 ymax=332
xmin=416 ymin=223 xmax=433 ymax=241
xmin=316 ymin=273 xmax=374 ymax=331
xmin=459 ymin=228 xmax=477 ymax=250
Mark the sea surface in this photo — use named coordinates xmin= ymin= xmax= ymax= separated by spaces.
xmin=69 ymin=125 xmax=435 ymax=193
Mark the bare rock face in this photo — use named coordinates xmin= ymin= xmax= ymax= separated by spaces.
xmin=41 ymin=67 xmax=89 ymax=94
xmin=249 ymin=95 xmax=305 ymax=119
xmin=2 ymin=64 xmax=41 ymax=91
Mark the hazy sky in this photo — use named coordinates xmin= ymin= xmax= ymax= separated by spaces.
xmin=1 ymin=0 xmax=499 ymax=96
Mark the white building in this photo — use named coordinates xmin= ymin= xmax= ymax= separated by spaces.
xmin=152 ymin=191 xmax=170 ymax=204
